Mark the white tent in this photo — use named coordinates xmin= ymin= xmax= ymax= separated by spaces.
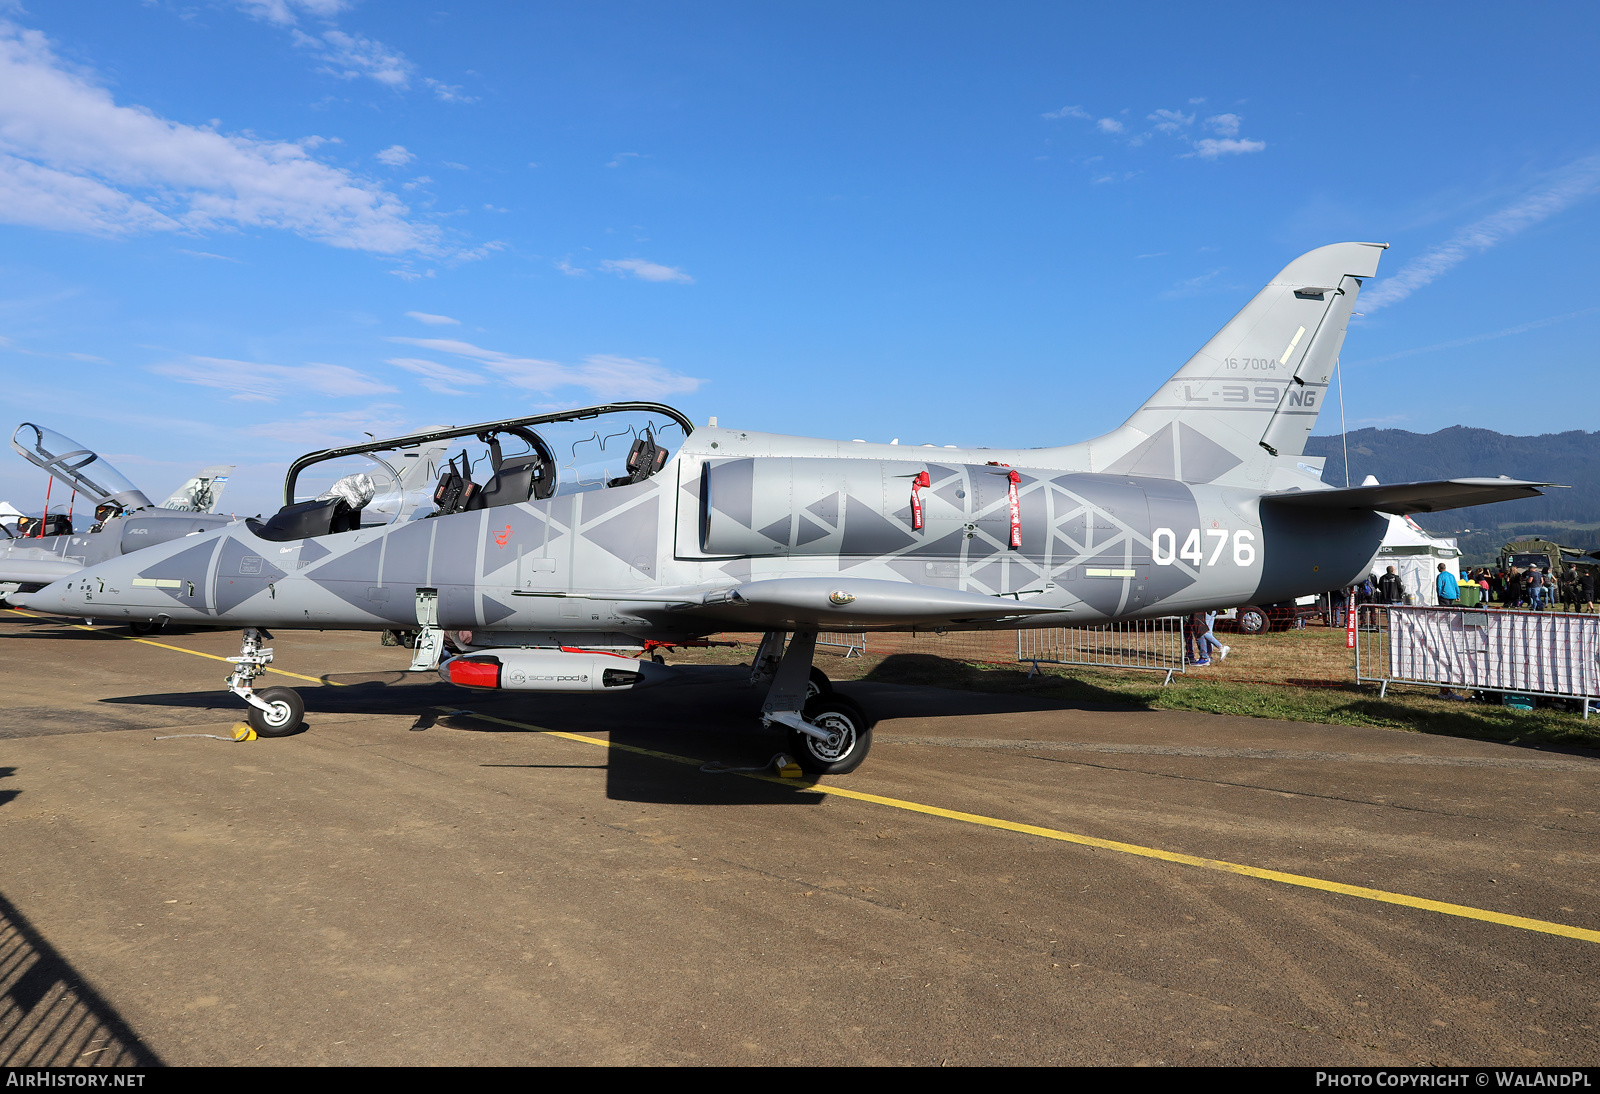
xmin=1364 ymin=476 xmax=1462 ymax=606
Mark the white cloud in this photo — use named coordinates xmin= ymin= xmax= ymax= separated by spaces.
xmin=150 ymin=357 xmax=398 ymax=402
xmin=1205 ymin=113 xmax=1242 ymax=137
xmin=0 ymin=20 xmax=438 ymax=253
xmin=1191 ymin=138 xmax=1266 ymax=159
xmin=425 ymin=78 xmax=475 ymax=104
xmin=406 ymin=311 xmax=460 ymax=325
xmin=600 ymin=258 xmax=693 ymax=284
xmin=234 ymin=0 xmax=350 ymax=25
xmin=375 ymin=145 xmax=414 ymax=167
xmin=1096 ymin=118 xmax=1124 ymax=134
xmin=1042 ymin=105 xmax=1091 ymax=120
xmin=385 ymin=356 xmax=485 ymax=395
xmin=243 ymin=405 xmax=409 ymax=447
xmin=606 ymin=152 xmax=644 ymax=168
xmin=1148 ymin=108 xmax=1194 ymax=133
xmin=296 ymin=28 xmax=413 ymax=88
xmin=388 ymin=337 xmax=705 ymax=399
xmin=1160 ymin=268 xmax=1226 ymax=298
xmin=1362 ymin=155 xmax=1600 ymax=311
xmin=1351 ymin=306 xmax=1599 ymax=364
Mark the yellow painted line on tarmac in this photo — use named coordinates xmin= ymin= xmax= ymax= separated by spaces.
xmin=14 ymin=605 xmax=1596 ymax=948
xmin=455 ymin=706 xmax=1600 ymax=948
xmin=8 ymin=609 xmax=332 ymax=684
xmin=438 ymin=707 xmax=703 ymax=769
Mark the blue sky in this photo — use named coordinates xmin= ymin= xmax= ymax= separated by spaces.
xmin=2 ymin=1 xmax=1598 ymax=516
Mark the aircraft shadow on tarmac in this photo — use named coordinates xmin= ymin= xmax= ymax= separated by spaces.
xmin=0 ymin=887 xmax=163 ymax=1067
xmin=96 ymin=659 xmax=1102 ymax=807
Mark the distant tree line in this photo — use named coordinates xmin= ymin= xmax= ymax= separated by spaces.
xmin=1306 ymin=427 xmax=1600 ymax=536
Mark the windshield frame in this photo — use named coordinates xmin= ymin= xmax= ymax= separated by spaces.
xmin=281 ymin=401 xmax=695 ymax=506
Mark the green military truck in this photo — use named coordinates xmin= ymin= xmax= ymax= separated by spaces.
xmin=1499 ymin=538 xmax=1600 ymax=602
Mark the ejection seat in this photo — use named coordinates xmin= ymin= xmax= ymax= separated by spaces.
xmin=465 ymin=454 xmax=557 ymax=510
xmin=606 ymin=432 xmax=668 ymax=488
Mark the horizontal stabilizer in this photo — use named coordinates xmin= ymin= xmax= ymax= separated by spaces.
xmin=1262 ymin=477 xmax=1553 ymax=515
xmin=684 ymin=576 xmax=1057 ymax=629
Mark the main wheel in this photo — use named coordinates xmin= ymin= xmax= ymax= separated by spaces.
xmin=128 ymin=618 xmax=166 ymax=636
xmin=246 ymin=686 xmax=305 ymax=738
xmin=1236 ymin=605 xmax=1271 ymax=635
xmin=808 ymin=666 xmax=833 ymax=699
xmin=786 ymin=694 xmax=872 ymax=775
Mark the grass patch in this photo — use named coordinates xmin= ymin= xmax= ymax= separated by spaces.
xmin=860 ymin=654 xmax=1600 ymax=751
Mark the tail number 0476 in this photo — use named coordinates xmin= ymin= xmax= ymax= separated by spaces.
xmin=1152 ymin=528 xmax=1256 ymax=567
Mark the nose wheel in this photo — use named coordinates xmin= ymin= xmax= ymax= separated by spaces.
xmin=245 ymin=686 xmax=305 ymax=738
xmin=226 ymin=628 xmax=306 ymax=737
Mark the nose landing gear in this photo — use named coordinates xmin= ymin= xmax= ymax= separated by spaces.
xmin=226 ymin=627 xmax=306 ymax=737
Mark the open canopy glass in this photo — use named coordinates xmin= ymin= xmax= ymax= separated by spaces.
xmin=10 ymin=423 xmax=153 ymax=510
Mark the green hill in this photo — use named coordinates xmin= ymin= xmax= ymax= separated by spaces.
xmin=1305 ymin=427 xmax=1600 ymax=564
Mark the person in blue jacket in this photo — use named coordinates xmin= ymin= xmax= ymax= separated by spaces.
xmin=1436 ymin=563 xmax=1460 ymax=606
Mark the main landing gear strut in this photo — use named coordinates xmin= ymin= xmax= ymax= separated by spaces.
xmin=751 ymin=628 xmax=872 ymax=775
xmin=225 ymin=627 xmax=305 ymax=737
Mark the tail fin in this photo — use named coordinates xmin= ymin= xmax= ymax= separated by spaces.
xmin=161 ymin=465 xmax=233 ymax=512
xmin=1090 ymin=242 xmax=1386 ymax=486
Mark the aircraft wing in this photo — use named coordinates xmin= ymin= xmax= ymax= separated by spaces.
xmin=0 ymin=558 xmax=82 ymax=584
xmin=524 ymin=577 xmax=1059 ymax=630
xmin=1261 ymin=478 xmax=1553 ymax=515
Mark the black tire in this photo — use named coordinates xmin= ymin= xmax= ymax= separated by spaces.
xmin=652 ymin=653 xmax=666 ymax=664
xmin=246 ymin=686 xmax=305 ymax=738
xmin=787 ymin=694 xmax=872 ymax=775
xmin=1237 ymin=605 xmax=1270 ymax=635
xmin=128 ymin=619 xmax=165 ymax=636
xmin=808 ymin=666 xmax=833 ymax=699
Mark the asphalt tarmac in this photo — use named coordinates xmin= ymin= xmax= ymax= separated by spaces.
xmin=2 ymin=610 xmax=1598 ymax=1066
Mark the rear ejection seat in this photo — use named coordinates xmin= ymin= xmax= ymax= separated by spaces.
xmin=466 ymin=457 xmax=544 ymax=511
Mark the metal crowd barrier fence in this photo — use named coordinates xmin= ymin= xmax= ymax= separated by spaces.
xmin=1354 ymin=604 xmax=1598 ymax=718
xmin=817 ymin=631 xmax=866 ymax=658
xmin=1017 ymin=616 xmax=1188 ymax=685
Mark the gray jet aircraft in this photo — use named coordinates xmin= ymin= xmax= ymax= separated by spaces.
xmin=0 ymin=423 xmax=444 ymax=619
xmin=14 ymin=243 xmax=1551 ymax=773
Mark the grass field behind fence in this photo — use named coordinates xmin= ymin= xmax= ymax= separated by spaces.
xmin=669 ymin=624 xmax=1600 ymax=752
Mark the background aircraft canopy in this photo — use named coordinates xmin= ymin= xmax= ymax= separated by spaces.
xmin=10 ymin=423 xmax=153 ymax=511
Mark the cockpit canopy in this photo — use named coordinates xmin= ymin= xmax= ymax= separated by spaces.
xmin=10 ymin=423 xmax=153 ymax=511
xmin=250 ymin=402 xmax=692 ymax=541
